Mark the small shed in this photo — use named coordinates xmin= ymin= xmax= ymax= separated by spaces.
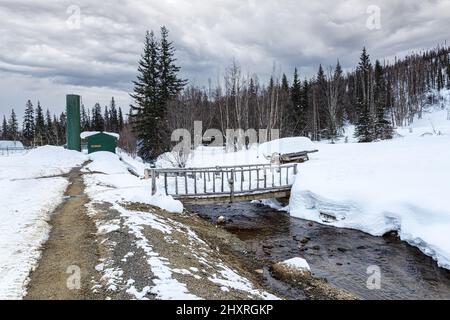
xmin=80 ymin=131 xmax=119 ymax=154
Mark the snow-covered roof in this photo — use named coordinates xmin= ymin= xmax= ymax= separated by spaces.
xmin=0 ymin=140 xmax=24 ymax=149
xmin=80 ymin=131 xmax=120 ymax=139
xmin=258 ymin=137 xmax=318 ymax=158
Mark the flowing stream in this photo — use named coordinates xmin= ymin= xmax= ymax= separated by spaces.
xmin=188 ymin=202 xmax=450 ymax=300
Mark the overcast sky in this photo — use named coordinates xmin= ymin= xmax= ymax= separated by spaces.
xmin=1 ymin=0 xmax=449 ymax=118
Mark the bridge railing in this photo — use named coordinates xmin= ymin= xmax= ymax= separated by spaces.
xmin=149 ymin=163 xmax=298 ymax=198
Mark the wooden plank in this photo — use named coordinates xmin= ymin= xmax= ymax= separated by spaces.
xmin=176 ymin=189 xmax=292 ymax=205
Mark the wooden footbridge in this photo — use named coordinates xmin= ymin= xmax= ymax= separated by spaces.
xmin=149 ymin=163 xmax=298 ymax=204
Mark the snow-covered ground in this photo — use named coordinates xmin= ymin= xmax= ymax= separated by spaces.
xmin=0 ymin=146 xmax=86 ymax=299
xmin=83 ymin=151 xmax=183 ymax=214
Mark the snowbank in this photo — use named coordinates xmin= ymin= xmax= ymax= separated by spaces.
xmin=289 ymin=134 xmax=450 ymax=269
xmin=84 ymin=151 xmax=130 ymax=175
xmin=258 ymin=137 xmax=318 ymax=158
xmin=83 ymin=151 xmax=183 ymax=213
xmin=158 ymin=145 xmax=267 ymax=169
xmin=0 ymin=146 xmax=87 ymax=299
xmin=0 ymin=146 xmax=86 ymax=180
xmin=117 ymin=150 xmax=149 ymax=177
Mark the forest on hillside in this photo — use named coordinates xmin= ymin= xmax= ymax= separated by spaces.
xmin=129 ymin=27 xmax=450 ymax=160
xmin=166 ymin=46 xmax=450 ymax=144
xmin=2 ymin=27 xmax=450 ymax=160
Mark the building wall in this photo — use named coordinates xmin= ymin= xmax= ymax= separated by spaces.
xmin=87 ymin=133 xmax=117 ymax=154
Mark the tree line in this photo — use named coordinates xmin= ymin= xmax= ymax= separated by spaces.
xmin=3 ymin=27 xmax=449 ymax=160
xmin=0 ymin=97 xmax=126 ymax=147
xmin=130 ymin=26 xmax=450 ymax=161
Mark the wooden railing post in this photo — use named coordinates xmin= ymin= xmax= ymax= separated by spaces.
xmin=164 ymin=173 xmax=168 ymax=195
xmin=229 ymin=169 xmax=235 ymax=203
xmin=151 ymin=169 xmax=157 ymax=195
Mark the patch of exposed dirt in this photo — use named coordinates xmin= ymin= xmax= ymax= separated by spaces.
xmin=25 ymin=166 xmax=104 ymax=300
xmin=95 ymin=202 xmax=273 ymax=299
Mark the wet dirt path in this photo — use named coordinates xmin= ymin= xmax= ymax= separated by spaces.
xmin=25 ymin=166 xmax=103 ymax=300
xmin=188 ymin=202 xmax=450 ymax=300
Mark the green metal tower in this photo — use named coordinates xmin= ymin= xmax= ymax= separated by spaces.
xmin=66 ymin=94 xmax=81 ymax=151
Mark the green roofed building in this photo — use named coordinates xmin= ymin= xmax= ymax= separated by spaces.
xmin=80 ymin=131 xmax=119 ymax=154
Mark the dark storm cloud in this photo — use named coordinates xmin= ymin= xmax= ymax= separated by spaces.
xmin=0 ymin=0 xmax=449 ymax=116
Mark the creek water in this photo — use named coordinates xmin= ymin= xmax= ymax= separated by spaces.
xmin=188 ymin=202 xmax=450 ymax=300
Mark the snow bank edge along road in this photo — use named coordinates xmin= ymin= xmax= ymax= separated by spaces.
xmin=0 ymin=146 xmax=87 ymax=299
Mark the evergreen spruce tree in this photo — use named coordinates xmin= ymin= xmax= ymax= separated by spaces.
xmin=118 ymin=107 xmax=124 ymax=131
xmin=2 ymin=116 xmax=8 ymax=140
xmin=45 ymin=109 xmax=53 ymax=144
xmin=158 ymin=26 xmax=187 ymax=104
xmin=290 ymin=68 xmax=302 ymax=135
xmin=447 ymin=63 xmax=450 ymax=90
xmin=35 ymin=102 xmax=46 ymax=145
xmin=130 ymin=28 xmax=187 ymax=161
xmin=280 ymin=73 xmax=292 ymax=136
xmin=130 ymin=30 xmax=160 ymax=160
xmin=91 ymin=103 xmax=104 ymax=131
xmin=59 ymin=112 xmax=66 ymax=143
xmin=103 ymin=106 xmax=110 ymax=132
xmin=81 ymin=104 xmax=90 ymax=132
xmin=8 ymin=109 xmax=19 ymax=141
xmin=155 ymin=26 xmax=187 ymax=157
xmin=437 ymin=69 xmax=444 ymax=91
xmin=109 ymin=97 xmax=119 ymax=132
xmin=354 ymin=48 xmax=376 ymax=142
xmin=22 ymin=100 xmax=35 ymax=146
xmin=301 ymin=80 xmax=310 ymax=136
xmin=374 ymin=60 xmax=393 ymax=140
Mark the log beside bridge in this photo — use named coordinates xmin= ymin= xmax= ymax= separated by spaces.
xmin=148 ymin=163 xmax=298 ymax=205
